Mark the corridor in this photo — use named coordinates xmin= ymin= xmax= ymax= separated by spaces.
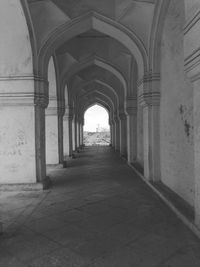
xmin=1 ymin=146 xmax=200 ymax=266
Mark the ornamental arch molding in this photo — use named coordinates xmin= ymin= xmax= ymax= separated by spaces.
xmin=78 ymin=92 xmax=114 ymax=118
xmin=37 ymin=12 xmax=147 ymax=80
xmin=70 ymin=79 xmax=119 ymax=109
xmin=61 ymin=56 xmax=127 ymax=95
xmin=77 ymin=90 xmax=115 ymax=114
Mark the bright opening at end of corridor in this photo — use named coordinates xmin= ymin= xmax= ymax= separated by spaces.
xmin=84 ymin=104 xmax=110 ymax=146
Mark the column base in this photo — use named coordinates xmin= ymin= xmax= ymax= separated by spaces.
xmin=63 ymin=156 xmax=72 ymax=168
xmin=0 ymin=176 xmax=52 ymax=191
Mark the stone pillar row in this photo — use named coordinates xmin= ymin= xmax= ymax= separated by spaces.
xmin=0 ymin=73 xmax=161 ymax=194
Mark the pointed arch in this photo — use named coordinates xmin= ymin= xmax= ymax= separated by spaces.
xmin=38 ymin=12 xmax=147 ymax=79
xmin=71 ymin=79 xmax=119 ymax=107
xmin=77 ymin=91 xmax=115 ymax=114
xmin=61 ymin=55 xmax=127 ymax=95
xmin=83 ymin=102 xmax=110 ymax=119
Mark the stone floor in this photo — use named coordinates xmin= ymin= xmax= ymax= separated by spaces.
xmin=1 ymin=146 xmax=200 ymax=267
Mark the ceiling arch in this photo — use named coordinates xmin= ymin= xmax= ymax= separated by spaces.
xmin=60 ymin=55 xmax=128 ymax=95
xmin=78 ymin=89 xmax=116 ymax=113
xmin=70 ymin=79 xmax=120 ymax=107
xmin=38 ymin=11 xmax=147 ymax=80
xmin=78 ymin=91 xmax=115 ymax=117
xmin=77 ymin=89 xmax=115 ymax=112
xmin=68 ymin=65 xmax=125 ymax=103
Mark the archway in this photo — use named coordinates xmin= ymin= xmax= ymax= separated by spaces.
xmin=83 ymin=104 xmax=110 ymax=146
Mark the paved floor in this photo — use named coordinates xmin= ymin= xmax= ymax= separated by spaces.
xmin=1 ymin=146 xmax=200 ymax=267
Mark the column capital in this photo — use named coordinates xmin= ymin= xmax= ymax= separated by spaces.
xmin=137 ymin=71 xmax=160 ymax=108
xmin=139 ymin=92 xmax=160 ymax=107
xmin=137 ymin=72 xmax=160 ymax=87
xmin=34 ymin=92 xmax=49 ymax=108
xmin=34 ymin=77 xmax=49 ymax=108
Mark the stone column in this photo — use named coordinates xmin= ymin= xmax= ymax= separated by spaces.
xmin=76 ymin=119 xmax=80 ymax=149
xmin=110 ymin=119 xmax=115 ymax=147
xmin=0 ymin=77 xmax=48 ymax=186
xmin=68 ymin=114 xmax=73 ymax=156
xmin=72 ymin=116 xmax=77 ymax=151
xmin=114 ymin=114 xmax=120 ymax=151
xmin=126 ymin=97 xmax=137 ymax=163
xmin=63 ymin=106 xmax=73 ymax=162
xmin=139 ymin=73 xmax=160 ymax=182
xmin=35 ymin=79 xmax=49 ymax=184
xmin=79 ymin=118 xmax=84 ymax=147
xmin=45 ymin=97 xmax=59 ymax=165
xmin=108 ymin=120 xmax=111 ymax=146
xmin=119 ymin=113 xmax=127 ymax=158
xmin=58 ymin=106 xmax=65 ymax=164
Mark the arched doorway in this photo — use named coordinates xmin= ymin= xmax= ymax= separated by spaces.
xmin=84 ymin=104 xmax=110 ymax=146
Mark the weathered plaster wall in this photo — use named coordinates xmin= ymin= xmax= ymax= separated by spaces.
xmin=0 ymin=0 xmax=33 ymax=75
xmin=0 ymin=1 xmax=37 ymax=184
xmin=160 ymin=0 xmax=194 ymax=206
xmin=0 ymin=106 xmax=36 ymax=183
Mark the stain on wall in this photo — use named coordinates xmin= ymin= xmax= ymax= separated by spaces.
xmin=178 ymin=104 xmax=193 ymax=145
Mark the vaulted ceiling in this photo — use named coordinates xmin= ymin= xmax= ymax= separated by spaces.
xmin=27 ymin=0 xmax=156 ymax=117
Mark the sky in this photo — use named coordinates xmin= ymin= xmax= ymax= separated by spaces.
xmin=84 ymin=104 xmax=110 ymax=132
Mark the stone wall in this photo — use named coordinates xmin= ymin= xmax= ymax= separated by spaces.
xmin=160 ymin=0 xmax=194 ymax=206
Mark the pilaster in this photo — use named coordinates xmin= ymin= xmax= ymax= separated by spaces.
xmin=138 ymin=72 xmax=160 ymax=182
xmin=125 ymin=96 xmax=137 ymax=163
xmin=63 ymin=106 xmax=74 ymax=158
xmin=119 ymin=112 xmax=127 ymax=158
xmin=110 ymin=119 xmax=115 ymax=147
xmin=114 ymin=113 xmax=120 ymax=151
